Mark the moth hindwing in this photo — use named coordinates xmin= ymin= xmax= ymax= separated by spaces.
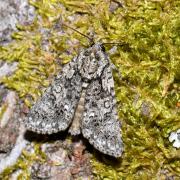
xmin=25 ymin=43 xmax=123 ymax=157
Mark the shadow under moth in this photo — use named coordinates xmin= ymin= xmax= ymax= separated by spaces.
xmin=25 ymin=43 xmax=123 ymax=157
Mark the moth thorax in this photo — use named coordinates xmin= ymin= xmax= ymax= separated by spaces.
xmin=80 ymin=56 xmax=99 ymax=80
xmin=90 ymin=56 xmax=98 ymax=68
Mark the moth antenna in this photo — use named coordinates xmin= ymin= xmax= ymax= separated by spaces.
xmin=62 ymin=23 xmax=95 ymax=45
xmin=102 ymin=42 xmax=125 ymax=46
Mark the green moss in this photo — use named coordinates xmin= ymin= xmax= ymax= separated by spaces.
xmin=0 ymin=0 xmax=179 ymax=179
xmin=0 ymin=104 xmax=8 ymax=120
xmin=0 ymin=144 xmax=46 ymax=179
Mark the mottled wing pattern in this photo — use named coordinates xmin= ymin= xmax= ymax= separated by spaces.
xmin=82 ymin=65 xmax=123 ymax=157
xmin=25 ymin=57 xmax=82 ymax=134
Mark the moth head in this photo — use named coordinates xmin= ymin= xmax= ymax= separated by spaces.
xmin=93 ymin=43 xmax=106 ymax=52
xmin=78 ymin=43 xmax=108 ymax=81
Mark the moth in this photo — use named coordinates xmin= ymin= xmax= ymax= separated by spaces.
xmin=25 ymin=42 xmax=123 ymax=157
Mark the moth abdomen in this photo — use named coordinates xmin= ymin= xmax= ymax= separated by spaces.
xmin=68 ymin=88 xmax=86 ymax=135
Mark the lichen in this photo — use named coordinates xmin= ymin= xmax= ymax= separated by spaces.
xmin=0 ymin=0 xmax=179 ymax=179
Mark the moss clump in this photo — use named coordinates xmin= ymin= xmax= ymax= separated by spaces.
xmin=0 ymin=144 xmax=46 ymax=179
xmin=0 ymin=0 xmax=179 ymax=179
xmin=0 ymin=104 xmax=8 ymax=121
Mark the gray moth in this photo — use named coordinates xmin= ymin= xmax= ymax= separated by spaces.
xmin=25 ymin=43 xmax=123 ymax=157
